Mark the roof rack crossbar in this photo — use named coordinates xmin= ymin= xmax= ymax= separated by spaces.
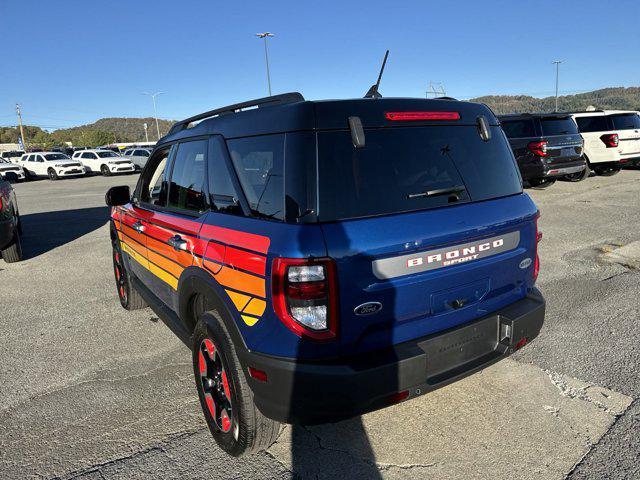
xmin=168 ymin=92 xmax=305 ymax=136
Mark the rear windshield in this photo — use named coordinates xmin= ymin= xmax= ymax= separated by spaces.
xmin=501 ymin=119 xmax=535 ymax=138
xmin=317 ymin=126 xmax=521 ymax=221
xmin=540 ymin=117 xmax=579 ymax=136
xmin=575 ymin=116 xmax=611 ymax=133
xmin=610 ymin=113 xmax=640 ymax=130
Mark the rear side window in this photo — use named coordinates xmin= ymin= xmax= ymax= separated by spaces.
xmin=167 ymin=140 xmax=208 ymax=213
xmin=540 ymin=117 xmax=579 ymax=136
xmin=575 ymin=116 xmax=611 ymax=133
xmin=228 ymin=134 xmax=284 ymax=221
xmin=317 ymin=126 xmax=521 ymax=221
xmin=610 ymin=114 xmax=640 ymax=130
xmin=501 ymin=120 xmax=535 ymax=138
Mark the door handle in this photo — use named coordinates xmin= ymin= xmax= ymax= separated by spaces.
xmin=133 ymin=221 xmax=145 ymax=233
xmin=167 ymin=235 xmax=188 ymax=251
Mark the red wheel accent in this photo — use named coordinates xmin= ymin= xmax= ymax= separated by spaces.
xmin=199 ymin=338 xmax=234 ymax=434
xmin=222 ymin=371 xmax=231 ymax=401
xmin=205 ymin=393 xmax=216 ymax=418
xmin=198 ymin=351 xmax=207 ymax=375
xmin=221 ymin=409 xmax=231 ymax=433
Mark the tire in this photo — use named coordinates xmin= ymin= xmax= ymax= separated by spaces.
xmin=101 ymin=165 xmax=111 ymax=177
xmin=112 ymin=240 xmax=146 ymax=310
xmin=594 ymin=167 xmax=621 ymax=177
xmin=193 ymin=315 xmax=281 ymax=457
xmin=2 ymin=228 xmax=23 ymax=263
xmin=563 ymin=167 xmax=590 ymax=182
xmin=48 ymin=168 xmax=58 ymax=181
xmin=528 ymin=178 xmax=556 ymax=189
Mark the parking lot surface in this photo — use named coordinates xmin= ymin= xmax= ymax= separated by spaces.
xmin=1 ymin=172 xmax=639 ymax=479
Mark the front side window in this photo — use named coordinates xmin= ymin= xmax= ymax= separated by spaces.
xmin=139 ymin=147 xmax=171 ymax=206
xmin=167 ymin=140 xmax=208 ymax=213
xmin=501 ymin=120 xmax=536 ymax=138
xmin=610 ymin=113 xmax=640 ymax=130
xmin=228 ymin=134 xmax=284 ymax=221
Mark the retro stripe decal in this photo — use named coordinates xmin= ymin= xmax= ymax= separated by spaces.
xmin=113 ymin=210 xmax=270 ymax=327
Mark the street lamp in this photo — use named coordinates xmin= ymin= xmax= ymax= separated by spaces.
xmin=142 ymin=91 xmax=164 ymax=140
xmin=552 ymin=60 xmax=563 ymax=112
xmin=143 ymin=122 xmax=149 ymax=143
xmin=255 ymin=32 xmax=274 ymax=96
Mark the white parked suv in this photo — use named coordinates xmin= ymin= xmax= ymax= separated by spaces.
xmin=19 ymin=152 xmax=86 ymax=180
xmin=122 ymin=148 xmax=151 ymax=170
xmin=0 ymin=158 xmax=26 ymax=182
xmin=571 ymin=110 xmax=640 ymax=175
xmin=72 ymin=149 xmax=135 ymax=176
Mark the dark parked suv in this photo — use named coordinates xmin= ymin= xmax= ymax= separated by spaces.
xmin=499 ymin=113 xmax=587 ymax=187
xmin=0 ymin=179 xmax=23 ymax=263
xmin=106 ymin=93 xmax=545 ymax=456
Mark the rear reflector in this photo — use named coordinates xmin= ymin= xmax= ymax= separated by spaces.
xmin=385 ymin=111 xmax=460 ymax=121
xmin=385 ymin=390 xmax=410 ymax=404
xmin=515 ymin=338 xmax=528 ymax=350
xmin=248 ymin=367 xmax=268 ymax=382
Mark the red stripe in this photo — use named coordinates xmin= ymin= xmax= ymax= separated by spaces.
xmin=224 ymin=246 xmax=266 ymax=276
xmin=199 ymin=224 xmax=270 ymax=254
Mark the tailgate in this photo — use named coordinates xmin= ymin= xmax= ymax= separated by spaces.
xmin=545 ymin=134 xmax=584 ymax=164
xmin=321 ymin=194 xmax=539 ymax=356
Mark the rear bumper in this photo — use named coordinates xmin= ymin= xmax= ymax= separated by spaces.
xmin=621 ymin=156 xmax=640 ymax=167
xmin=245 ymin=289 xmax=545 ymax=425
xmin=544 ymin=164 xmax=586 ymax=177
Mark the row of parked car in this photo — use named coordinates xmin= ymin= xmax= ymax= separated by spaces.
xmin=499 ymin=109 xmax=640 ymax=188
xmin=0 ymin=147 xmax=153 ymax=181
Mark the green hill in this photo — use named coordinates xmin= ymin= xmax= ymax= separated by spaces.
xmin=470 ymin=87 xmax=640 ymax=114
xmin=52 ymin=117 xmax=175 ymax=144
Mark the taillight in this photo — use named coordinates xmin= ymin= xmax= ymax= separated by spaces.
xmin=0 ymin=195 xmax=3 ymax=211
xmin=534 ymin=213 xmax=542 ymax=282
xmin=600 ymin=133 xmax=619 ymax=148
xmin=527 ymin=140 xmax=548 ymax=157
xmin=385 ymin=111 xmax=460 ymax=121
xmin=272 ymin=258 xmax=338 ymax=341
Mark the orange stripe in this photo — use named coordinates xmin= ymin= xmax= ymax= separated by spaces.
xmin=121 ymin=223 xmax=147 ymax=248
xmin=213 ymin=266 xmax=265 ymax=298
xmin=146 ymin=235 xmax=193 ymax=268
xmin=147 ymin=248 xmax=185 ymax=279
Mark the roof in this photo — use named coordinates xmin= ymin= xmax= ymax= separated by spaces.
xmin=497 ymin=112 xmax=574 ymax=120
xmin=158 ymin=93 xmax=499 ymax=145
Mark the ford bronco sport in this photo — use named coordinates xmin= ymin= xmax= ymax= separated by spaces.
xmin=106 ymin=93 xmax=546 ymax=456
xmin=499 ymin=113 xmax=586 ymax=187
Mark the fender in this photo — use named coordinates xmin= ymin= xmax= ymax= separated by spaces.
xmin=177 ymin=266 xmax=249 ymax=355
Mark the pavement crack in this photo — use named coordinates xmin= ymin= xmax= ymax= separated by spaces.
xmin=544 ymin=370 xmax=625 ymax=415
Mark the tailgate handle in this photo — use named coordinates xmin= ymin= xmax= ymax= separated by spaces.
xmin=449 ymin=298 xmax=468 ymax=310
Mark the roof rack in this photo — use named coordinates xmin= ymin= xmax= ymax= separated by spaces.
xmin=435 ymin=96 xmax=458 ymax=101
xmin=167 ymin=92 xmax=305 ymax=136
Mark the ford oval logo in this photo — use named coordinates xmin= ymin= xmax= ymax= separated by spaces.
xmin=354 ymin=302 xmax=382 ymax=316
xmin=519 ymin=258 xmax=532 ymax=269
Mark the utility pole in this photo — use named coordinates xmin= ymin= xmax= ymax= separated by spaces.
xmin=15 ymin=103 xmax=27 ymax=151
xmin=143 ymin=122 xmax=149 ymax=142
xmin=552 ymin=60 xmax=563 ymax=112
xmin=255 ymin=32 xmax=274 ymax=96
xmin=142 ymin=92 xmax=164 ymax=140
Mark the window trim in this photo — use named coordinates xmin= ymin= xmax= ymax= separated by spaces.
xmin=133 ymin=144 xmax=175 ymax=212
xmin=208 ymin=135 xmax=251 ymax=217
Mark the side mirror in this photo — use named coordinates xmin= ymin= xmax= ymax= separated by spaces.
xmin=105 ymin=185 xmax=131 ymax=206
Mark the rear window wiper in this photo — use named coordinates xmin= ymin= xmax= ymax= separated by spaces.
xmin=407 ymin=185 xmax=466 ymax=200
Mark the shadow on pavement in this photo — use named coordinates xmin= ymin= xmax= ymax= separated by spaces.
xmin=20 ymin=206 xmax=110 ymax=259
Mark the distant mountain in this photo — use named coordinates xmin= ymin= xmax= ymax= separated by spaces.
xmin=470 ymin=87 xmax=640 ymax=115
xmin=52 ymin=117 xmax=176 ymax=144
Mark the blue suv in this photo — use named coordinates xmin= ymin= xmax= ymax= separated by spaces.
xmin=106 ymin=93 xmax=545 ymax=456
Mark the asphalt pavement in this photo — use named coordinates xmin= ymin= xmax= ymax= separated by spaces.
xmin=0 ymin=171 xmax=638 ymax=479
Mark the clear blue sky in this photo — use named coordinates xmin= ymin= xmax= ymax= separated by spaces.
xmin=1 ymin=0 xmax=639 ymax=130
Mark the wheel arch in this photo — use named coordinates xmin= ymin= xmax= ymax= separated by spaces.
xmin=177 ymin=266 xmax=249 ymax=353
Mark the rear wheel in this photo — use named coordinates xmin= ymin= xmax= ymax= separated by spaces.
xmin=564 ymin=167 xmax=590 ymax=182
xmin=594 ymin=166 xmax=621 ymax=176
xmin=112 ymin=241 xmax=146 ymax=310
xmin=101 ymin=165 xmax=111 ymax=176
xmin=2 ymin=228 xmax=22 ymax=263
xmin=48 ymin=168 xmax=58 ymax=181
xmin=193 ymin=314 xmax=281 ymax=457
xmin=528 ymin=178 xmax=556 ymax=189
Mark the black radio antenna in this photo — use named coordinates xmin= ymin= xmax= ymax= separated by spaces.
xmin=364 ymin=50 xmax=389 ymax=99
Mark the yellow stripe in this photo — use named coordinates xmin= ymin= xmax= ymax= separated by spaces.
xmin=241 ymin=315 xmax=259 ymax=326
xmin=121 ymin=241 xmax=178 ymax=290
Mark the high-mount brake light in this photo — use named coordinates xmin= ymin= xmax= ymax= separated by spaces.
xmin=528 ymin=140 xmax=548 ymax=157
xmin=385 ymin=111 xmax=460 ymax=121
xmin=272 ymin=258 xmax=339 ymax=341
xmin=600 ymin=133 xmax=619 ymax=148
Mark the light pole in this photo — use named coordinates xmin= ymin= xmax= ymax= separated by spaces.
xmin=255 ymin=32 xmax=274 ymax=96
xmin=143 ymin=122 xmax=149 ymax=142
xmin=552 ymin=60 xmax=563 ymax=112
xmin=142 ymin=91 xmax=164 ymax=140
